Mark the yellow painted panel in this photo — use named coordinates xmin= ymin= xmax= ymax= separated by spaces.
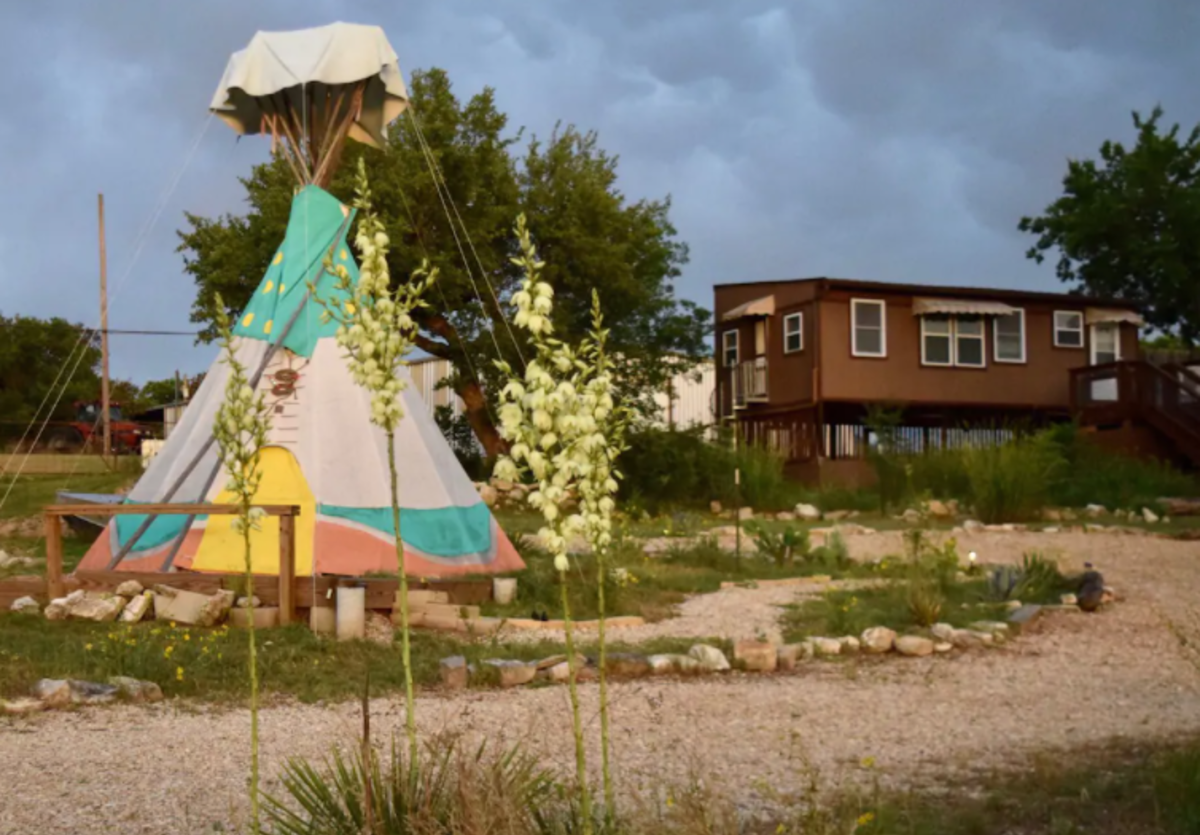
xmin=192 ymin=446 xmax=316 ymax=575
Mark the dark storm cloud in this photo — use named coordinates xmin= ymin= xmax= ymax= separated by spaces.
xmin=1 ymin=1 xmax=1197 ymax=385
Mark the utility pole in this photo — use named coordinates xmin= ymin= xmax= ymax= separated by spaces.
xmin=98 ymin=193 xmax=111 ymax=462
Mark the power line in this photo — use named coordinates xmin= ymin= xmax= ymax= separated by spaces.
xmin=0 ymin=323 xmax=202 ymax=336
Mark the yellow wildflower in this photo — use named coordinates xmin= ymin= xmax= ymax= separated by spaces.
xmin=861 ymin=756 xmax=876 ymax=769
xmin=856 ymin=812 xmax=875 ymax=828
xmin=176 ymin=667 xmax=184 ymax=681
xmin=184 ymin=634 xmax=190 ymax=642
xmin=84 ymin=643 xmax=93 ymax=651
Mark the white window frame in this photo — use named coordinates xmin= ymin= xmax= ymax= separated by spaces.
xmin=783 ymin=312 xmax=803 ymax=354
xmin=919 ymin=315 xmax=987 ymax=368
xmin=1089 ymin=322 xmax=1122 ymax=365
xmin=992 ymin=309 xmax=1026 ymax=364
xmin=1053 ymin=310 xmax=1084 ymax=348
xmin=722 ymin=329 xmax=739 ymax=367
xmin=850 ymin=298 xmax=887 ymax=358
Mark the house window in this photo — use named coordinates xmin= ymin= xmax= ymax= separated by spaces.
xmin=1091 ymin=322 xmax=1120 ymax=365
xmin=993 ymin=310 xmax=1026 ymax=363
xmin=1054 ymin=311 xmax=1084 ymax=348
xmin=783 ymin=312 xmax=803 ymax=353
xmin=955 ymin=317 xmax=985 ymax=367
xmin=851 ymin=299 xmax=886 ymax=357
xmin=722 ymin=330 xmax=739 ymax=366
xmin=920 ymin=315 xmax=986 ymax=368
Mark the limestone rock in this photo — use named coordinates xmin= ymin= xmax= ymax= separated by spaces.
xmin=32 ymin=679 xmax=71 ymax=708
xmin=439 ymin=656 xmax=468 ymax=690
xmin=777 ymin=642 xmax=812 ymax=671
xmin=1142 ymin=507 xmax=1160 ymax=524
xmin=483 ymin=659 xmax=538 ymax=687
xmin=687 ymin=644 xmax=731 ymax=672
xmin=604 ymin=653 xmax=652 ymax=677
xmin=154 ymin=586 xmax=234 ymax=626
xmin=1042 ymin=508 xmax=1063 ymax=522
xmin=933 ymin=642 xmax=953 ymax=654
xmin=811 ymin=637 xmax=842 ymax=657
xmin=824 ymin=510 xmax=851 ymax=521
xmin=43 ymin=599 xmax=68 ymax=621
xmin=949 ymin=629 xmax=993 ymax=648
xmin=1 ymin=697 xmax=46 ymax=716
xmin=108 ymin=676 xmax=162 ymax=703
xmin=9 ymin=596 xmax=39 ymax=615
xmin=962 ymin=520 xmax=985 ymax=533
xmin=775 ymin=511 xmax=795 ymax=522
xmin=969 ymin=621 xmax=1010 ymax=637
xmin=794 ymin=503 xmax=821 ymax=521
xmin=1060 ymin=593 xmax=1078 ymax=606
xmin=895 ymin=636 xmax=934 ymax=657
xmin=478 ymin=484 xmax=499 ymax=507
xmin=68 ymin=680 xmax=119 ymax=705
xmin=737 ymin=507 xmax=754 ymax=521
xmin=709 ymin=500 xmax=723 ymax=515
xmin=114 ymin=580 xmax=144 ymax=598
xmin=926 ymin=499 xmax=952 ymax=518
xmin=647 ymin=654 xmax=701 ymax=674
xmin=67 ymin=593 xmax=126 ymax=622
xmin=930 ymin=623 xmax=956 ymax=642
xmin=733 ymin=640 xmax=778 ymax=672
xmin=860 ymin=626 xmax=897 ymax=654
xmin=1086 ymin=503 xmax=1107 ymax=518
xmin=839 ymin=636 xmax=861 ymax=654
xmin=235 ymin=596 xmax=262 ymax=609
xmin=120 ymin=592 xmax=154 ymax=624
xmin=901 ymin=508 xmax=923 ymax=523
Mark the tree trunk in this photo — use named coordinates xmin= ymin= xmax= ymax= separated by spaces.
xmin=414 ymin=314 xmax=508 ymax=460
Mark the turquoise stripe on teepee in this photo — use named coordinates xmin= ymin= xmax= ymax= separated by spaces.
xmin=318 ymin=503 xmax=494 ymax=558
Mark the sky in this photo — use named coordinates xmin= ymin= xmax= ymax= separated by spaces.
xmin=2 ymin=0 xmax=1198 ymax=386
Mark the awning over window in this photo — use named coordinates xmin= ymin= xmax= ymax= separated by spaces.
xmin=912 ymin=298 xmax=1019 ymax=317
xmin=722 ymin=294 xmax=776 ymax=321
xmin=1085 ymin=307 xmax=1144 ymax=326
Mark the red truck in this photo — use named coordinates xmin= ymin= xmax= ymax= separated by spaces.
xmin=42 ymin=401 xmax=153 ymax=454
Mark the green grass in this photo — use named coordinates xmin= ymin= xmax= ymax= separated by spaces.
xmin=0 ymin=470 xmax=136 ymax=520
xmin=0 ymin=613 xmax=723 ymax=704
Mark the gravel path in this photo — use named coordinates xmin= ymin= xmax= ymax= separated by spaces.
xmin=3 ymin=531 xmax=1200 ymax=834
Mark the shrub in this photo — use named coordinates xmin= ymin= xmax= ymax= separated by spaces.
xmin=744 ymin=522 xmax=811 ymax=566
xmin=959 ymin=432 xmax=1065 ymax=523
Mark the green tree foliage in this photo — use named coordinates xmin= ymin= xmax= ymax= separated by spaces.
xmin=0 ymin=313 xmax=102 ymax=423
xmin=178 ymin=68 xmax=709 ymax=456
xmin=1019 ymin=106 xmax=1200 ymax=345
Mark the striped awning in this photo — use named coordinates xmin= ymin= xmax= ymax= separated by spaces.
xmin=722 ymin=295 xmax=776 ymax=321
xmin=1085 ymin=307 xmax=1144 ymax=326
xmin=912 ymin=297 xmax=1019 ymax=317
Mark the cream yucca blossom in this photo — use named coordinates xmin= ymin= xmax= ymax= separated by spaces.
xmin=308 ymin=158 xmax=436 ymax=764
xmin=492 ymin=214 xmax=633 ymax=829
xmin=210 ymin=294 xmax=274 ymax=835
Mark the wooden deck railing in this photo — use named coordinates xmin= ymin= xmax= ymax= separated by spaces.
xmin=43 ymin=503 xmax=300 ymax=623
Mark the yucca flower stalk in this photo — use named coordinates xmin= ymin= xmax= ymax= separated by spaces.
xmin=310 ymin=158 xmax=437 ymax=763
xmin=211 ymin=294 xmax=274 ymax=835
xmin=493 ymin=215 xmax=630 ymax=833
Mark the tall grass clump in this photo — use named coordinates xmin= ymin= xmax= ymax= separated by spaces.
xmin=959 ymin=431 xmax=1064 ymax=523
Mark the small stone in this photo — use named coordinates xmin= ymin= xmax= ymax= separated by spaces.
xmin=926 ymin=499 xmax=952 ymax=518
xmin=794 ymin=503 xmax=821 ymax=521
xmin=687 ymin=644 xmax=731 ymax=672
xmin=950 ymin=629 xmax=993 ymax=648
xmin=477 ymin=484 xmax=499 ymax=507
xmin=114 ymin=580 xmax=144 ymax=598
xmin=737 ymin=507 xmax=754 ymax=521
xmin=962 ymin=520 xmax=985 ymax=533
xmin=120 ymin=592 xmax=153 ymax=624
xmin=930 ymin=623 xmax=956 ymax=642
xmin=1043 ymin=526 xmax=1060 ymax=533
xmin=1 ymin=697 xmax=46 ymax=716
xmin=66 ymin=592 xmax=125 ymax=622
xmin=839 ymin=636 xmax=861 ymax=654
xmin=439 ymin=656 xmax=468 ymax=690
xmin=646 ymin=654 xmax=701 ymax=674
xmin=1003 ymin=600 xmax=1023 ymax=612
xmin=710 ymin=500 xmax=723 ymax=515
xmin=776 ymin=642 xmax=812 ymax=670
xmin=482 ymin=659 xmax=538 ymax=688
xmin=824 ymin=510 xmax=851 ymax=521
xmin=1142 ymin=507 xmax=1160 ymax=524
xmin=43 ymin=599 xmax=68 ymax=621
xmin=860 ymin=626 xmax=897 ymax=654
xmin=1007 ymin=604 xmax=1044 ymax=634
xmin=1086 ymin=503 xmax=1107 ymax=518
xmin=68 ymin=680 xmax=119 ymax=705
xmin=733 ymin=640 xmax=778 ymax=671
xmin=32 ymin=679 xmax=71 ymax=708
xmin=811 ymin=637 xmax=842 ymax=657
xmin=895 ymin=636 xmax=935 ymax=657
xmin=933 ymin=642 xmax=953 ymax=654
xmin=1102 ymin=585 xmax=1117 ymax=604
xmin=902 ymin=508 xmax=923 ymax=523
xmin=604 ymin=653 xmax=652 ymax=677
xmin=10 ymin=596 xmax=39 ymax=615
xmin=1042 ymin=508 xmax=1063 ymax=522
xmin=970 ymin=620 xmax=1010 ymax=636
xmin=108 ymin=676 xmax=154 ymax=703
xmin=1060 ymin=593 xmax=1078 ymax=606
xmin=775 ymin=511 xmax=795 ymax=522
xmin=543 ymin=661 xmax=575 ymax=682
xmin=235 ymin=596 xmax=262 ymax=609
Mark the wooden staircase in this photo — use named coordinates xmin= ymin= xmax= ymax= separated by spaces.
xmin=1070 ymin=360 xmax=1200 ymax=469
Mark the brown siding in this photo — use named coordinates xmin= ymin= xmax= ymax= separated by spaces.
xmin=817 ymin=291 xmax=1139 ymax=409
xmin=714 ymin=281 xmax=819 ymax=408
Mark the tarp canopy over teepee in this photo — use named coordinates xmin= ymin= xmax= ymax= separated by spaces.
xmin=77 ymin=23 xmax=524 ymax=578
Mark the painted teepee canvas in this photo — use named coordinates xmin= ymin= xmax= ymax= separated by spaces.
xmin=77 ymin=23 xmax=524 ymax=578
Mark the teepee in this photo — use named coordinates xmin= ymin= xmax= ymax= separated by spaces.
xmin=78 ymin=23 xmax=524 ymax=578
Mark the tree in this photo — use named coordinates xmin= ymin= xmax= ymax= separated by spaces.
xmin=0 ymin=313 xmax=101 ymax=424
xmin=179 ymin=68 xmax=709 ymax=457
xmin=138 ymin=373 xmax=206 ymax=407
xmin=1019 ymin=106 xmax=1200 ymax=345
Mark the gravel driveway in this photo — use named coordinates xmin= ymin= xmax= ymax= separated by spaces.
xmin=2 ymin=531 xmax=1199 ymax=835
